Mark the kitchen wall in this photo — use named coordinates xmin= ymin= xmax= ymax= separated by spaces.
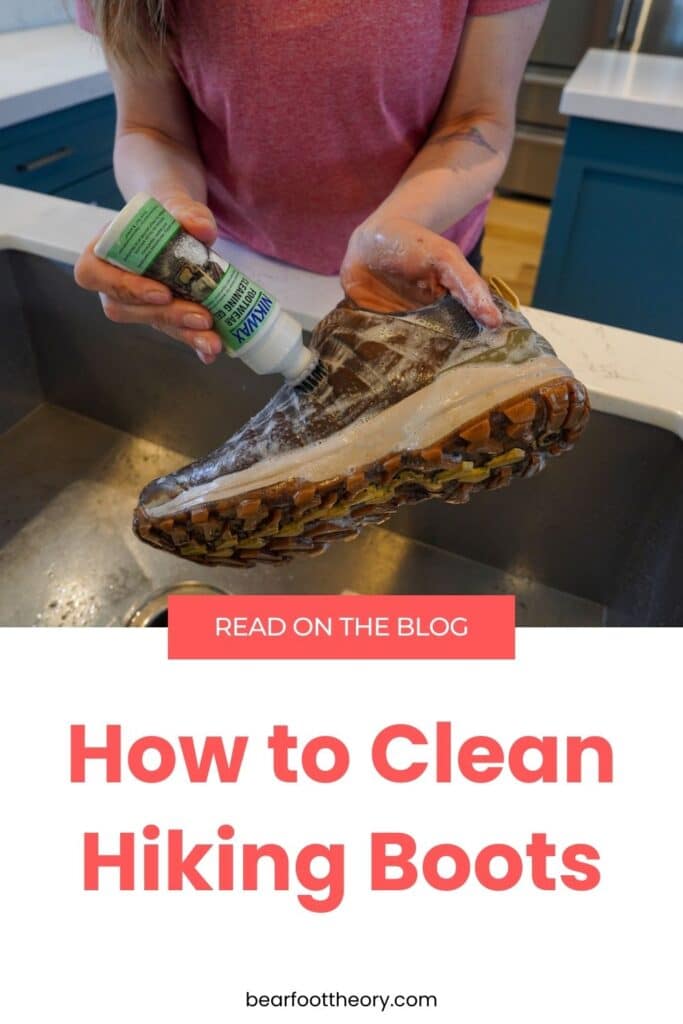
xmin=0 ymin=1 xmax=75 ymax=33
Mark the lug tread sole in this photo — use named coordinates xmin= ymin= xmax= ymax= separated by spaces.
xmin=133 ymin=376 xmax=589 ymax=567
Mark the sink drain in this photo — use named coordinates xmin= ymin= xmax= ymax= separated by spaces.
xmin=125 ymin=582 xmax=229 ymax=627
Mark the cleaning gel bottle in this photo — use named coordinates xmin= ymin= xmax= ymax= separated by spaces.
xmin=94 ymin=193 xmax=316 ymax=382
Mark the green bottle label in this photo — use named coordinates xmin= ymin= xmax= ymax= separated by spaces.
xmin=105 ymin=198 xmax=180 ymax=274
xmin=204 ymin=266 xmax=277 ymax=352
xmin=103 ymin=195 xmax=278 ymax=353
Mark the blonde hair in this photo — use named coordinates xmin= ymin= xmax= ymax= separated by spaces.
xmin=84 ymin=1 xmax=170 ymax=69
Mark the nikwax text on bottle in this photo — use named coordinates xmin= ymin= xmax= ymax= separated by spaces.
xmin=94 ymin=193 xmax=315 ymax=381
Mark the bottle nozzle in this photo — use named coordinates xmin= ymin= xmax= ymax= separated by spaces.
xmin=281 ymin=344 xmax=319 ymax=384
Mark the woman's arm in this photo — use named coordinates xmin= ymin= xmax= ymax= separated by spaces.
xmin=341 ymin=2 xmax=549 ymax=326
xmin=75 ymin=56 xmax=222 ymax=362
xmin=111 ymin=57 xmax=208 ymax=215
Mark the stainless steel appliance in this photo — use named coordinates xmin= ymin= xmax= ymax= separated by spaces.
xmin=621 ymin=0 xmax=683 ymax=55
xmin=501 ymin=0 xmax=683 ymax=200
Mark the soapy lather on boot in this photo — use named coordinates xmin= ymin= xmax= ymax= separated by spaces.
xmin=133 ymin=284 xmax=589 ymax=566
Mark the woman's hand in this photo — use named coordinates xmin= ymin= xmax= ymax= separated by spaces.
xmin=74 ymin=193 xmax=224 ymax=364
xmin=340 ymin=216 xmax=502 ymax=329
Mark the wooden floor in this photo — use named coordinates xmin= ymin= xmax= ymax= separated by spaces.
xmin=482 ymin=195 xmax=551 ymax=306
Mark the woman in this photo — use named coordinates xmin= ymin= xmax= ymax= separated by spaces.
xmin=74 ymin=0 xmax=549 ymax=365
xmin=72 ymin=0 xmax=590 ymax=571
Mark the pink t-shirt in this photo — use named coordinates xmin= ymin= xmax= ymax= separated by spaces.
xmin=76 ymin=1 xmax=540 ymax=274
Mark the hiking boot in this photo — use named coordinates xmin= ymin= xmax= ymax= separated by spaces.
xmin=133 ymin=281 xmax=590 ymax=566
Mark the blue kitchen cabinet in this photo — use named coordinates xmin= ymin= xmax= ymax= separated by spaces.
xmin=0 ymin=95 xmax=123 ymax=208
xmin=534 ymin=117 xmax=683 ymax=341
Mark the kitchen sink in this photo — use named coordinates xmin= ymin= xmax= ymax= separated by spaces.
xmin=1 ymin=250 xmax=681 ymax=626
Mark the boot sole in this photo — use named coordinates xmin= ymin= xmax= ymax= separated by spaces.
xmin=133 ymin=375 xmax=590 ymax=567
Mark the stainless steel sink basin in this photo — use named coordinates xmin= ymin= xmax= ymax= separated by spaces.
xmin=2 ymin=250 xmax=681 ymax=626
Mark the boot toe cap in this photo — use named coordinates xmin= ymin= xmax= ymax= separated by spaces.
xmin=137 ymin=474 xmax=185 ymax=515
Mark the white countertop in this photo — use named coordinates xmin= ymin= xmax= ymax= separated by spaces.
xmin=1 ymin=185 xmax=682 ymax=441
xmin=562 ymin=49 xmax=683 ymax=134
xmin=0 ymin=23 xmax=111 ymax=130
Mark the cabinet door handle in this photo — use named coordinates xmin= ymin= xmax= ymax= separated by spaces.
xmin=16 ymin=146 xmax=74 ymax=173
xmin=523 ymin=70 xmax=569 ymax=89
xmin=514 ymin=128 xmax=565 ymax=149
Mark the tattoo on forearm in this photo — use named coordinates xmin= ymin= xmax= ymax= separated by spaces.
xmin=428 ymin=126 xmax=498 ymax=155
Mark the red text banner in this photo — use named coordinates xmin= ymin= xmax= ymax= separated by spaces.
xmin=167 ymin=595 xmax=515 ymax=660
